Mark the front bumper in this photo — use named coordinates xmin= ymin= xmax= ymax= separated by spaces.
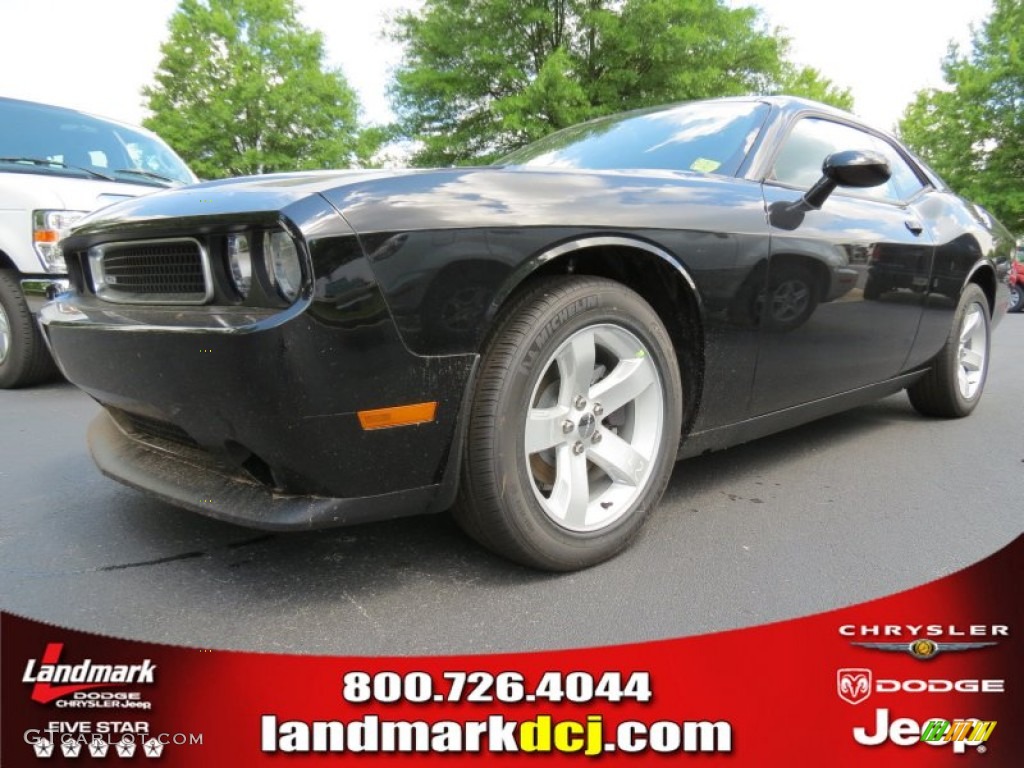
xmin=41 ymin=293 xmax=477 ymax=528
xmin=88 ymin=410 xmax=439 ymax=529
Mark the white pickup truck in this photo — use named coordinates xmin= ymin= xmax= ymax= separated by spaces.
xmin=0 ymin=97 xmax=196 ymax=387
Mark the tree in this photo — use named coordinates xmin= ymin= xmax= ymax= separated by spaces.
xmin=899 ymin=0 xmax=1024 ymax=232
xmin=389 ymin=0 xmax=853 ymax=166
xmin=774 ymin=64 xmax=854 ymax=112
xmin=144 ymin=0 xmax=364 ymax=178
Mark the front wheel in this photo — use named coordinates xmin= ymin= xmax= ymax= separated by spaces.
xmin=0 ymin=270 xmax=59 ymax=388
xmin=454 ymin=276 xmax=684 ymax=571
xmin=907 ymin=283 xmax=990 ymax=418
xmin=1009 ymin=282 xmax=1023 ymax=313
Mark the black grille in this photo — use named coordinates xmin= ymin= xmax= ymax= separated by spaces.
xmin=99 ymin=241 xmax=206 ymax=298
xmin=114 ymin=409 xmax=199 ymax=449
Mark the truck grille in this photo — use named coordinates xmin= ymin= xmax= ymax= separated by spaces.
xmin=88 ymin=238 xmax=212 ymax=304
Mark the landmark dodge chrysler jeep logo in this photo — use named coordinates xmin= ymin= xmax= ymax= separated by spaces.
xmin=22 ymin=644 xmax=156 ymax=704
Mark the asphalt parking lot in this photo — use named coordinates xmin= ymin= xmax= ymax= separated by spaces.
xmin=1 ymin=315 xmax=1020 ymax=655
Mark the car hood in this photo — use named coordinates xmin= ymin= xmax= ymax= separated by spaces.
xmin=66 ymin=165 xmax=751 ymax=240
xmin=67 ymin=169 xmax=439 ymax=231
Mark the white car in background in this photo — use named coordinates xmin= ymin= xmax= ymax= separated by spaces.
xmin=0 ymin=97 xmax=196 ymax=387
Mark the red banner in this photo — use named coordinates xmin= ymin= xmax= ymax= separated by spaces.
xmin=3 ymin=535 xmax=1021 ymax=765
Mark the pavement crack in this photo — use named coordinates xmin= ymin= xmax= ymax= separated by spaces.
xmin=94 ymin=534 xmax=276 ymax=572
xmin=341 ymin=590 xmax=382 ymax=633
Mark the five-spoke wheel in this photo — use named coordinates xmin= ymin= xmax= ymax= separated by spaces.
xmin=455 ymin=277 xmax=682 ymax=570
xmin=908 ymin=283 xmax=990 ymax=418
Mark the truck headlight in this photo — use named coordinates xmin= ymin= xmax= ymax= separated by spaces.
xmin=226 ymin=234 xmax=252 ymax=298
xmin=33 ymin=210 xmax=87 ymax=273
xmin=264 ymin=231 xmax=302 ymax=302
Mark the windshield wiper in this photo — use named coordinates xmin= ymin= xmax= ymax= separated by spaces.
xmin=111 ymin=168 xmax=180 ymax=187
xmin=0 ymin=156 xmax=116 ymax=181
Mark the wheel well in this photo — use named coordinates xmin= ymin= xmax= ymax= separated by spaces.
xmin=0 ymin=248 xmax=14 ymax=271
xmin=968 ymin=264 xmax=996 ymax=314
xmin=770 ymin=252 xmax=831 ymax=301
xmin=505 ymin=244 xmax=705 ymax=435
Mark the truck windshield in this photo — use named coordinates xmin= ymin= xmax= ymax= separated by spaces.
xmin=0 ymin=99 xmax=195 ymax=187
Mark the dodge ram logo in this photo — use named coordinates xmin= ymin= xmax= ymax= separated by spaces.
xmin=838 ymin=668 xmax=872 ymax=705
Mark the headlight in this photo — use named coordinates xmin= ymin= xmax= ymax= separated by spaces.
xmin=264 ymin=231 xmax=302 ymax=302
xmin=33 ymin=210 xmax=87 ymax=273
xmin=226 ymin=234 xmax=252 ymax=298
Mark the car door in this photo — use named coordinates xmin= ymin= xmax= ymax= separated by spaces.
xmin=750 ymin=116 xmax=935 ymax=415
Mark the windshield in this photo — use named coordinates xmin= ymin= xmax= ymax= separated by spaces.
xmin=499 ymin=100 xmax=770 ymax=177
xmin=0 ymin=99 xmax=195 ymax=186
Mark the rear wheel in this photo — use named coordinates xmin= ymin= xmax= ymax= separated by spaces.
xmin=907 ymin=283 xmax=989 ymax=418
xmin=0 ymin=270 xmax=58 ymax=389
xmin=454 ymin=276 xmax=683 ymax=570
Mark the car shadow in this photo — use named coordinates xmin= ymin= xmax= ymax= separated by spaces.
xmin=93 ymin=393 xmax=924 ymax=596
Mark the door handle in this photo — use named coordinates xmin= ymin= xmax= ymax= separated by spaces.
xmin=905 ymin=219 xmax=924 ymax=236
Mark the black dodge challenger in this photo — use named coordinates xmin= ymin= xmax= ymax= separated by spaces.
xmin=41 ymin=97 xmax=1013 ymax=570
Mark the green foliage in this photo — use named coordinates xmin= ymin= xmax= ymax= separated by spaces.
xmin=899 ymin=0 xmax=1024 ymax=232
xmin=774 ymin=64 xmax=854 ymax=112
xmin=143 ymin=0 xmax=364 ymax=178
xmin=390 ymin=0 xmax=853 ymax=166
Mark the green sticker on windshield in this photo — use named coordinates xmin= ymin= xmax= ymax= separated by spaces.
xmin=690 ymin=157 xmax=721 ymax=173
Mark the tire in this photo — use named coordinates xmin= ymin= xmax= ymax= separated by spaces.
xmin=1009 ymin=283 xmax=1023 ymax=313
xmin=863 ymin=274 xmax=887 ymax=301
xmin=454 ymin=276 xmax=683 ymax=571
xmin=0 ymin=270 xmax=59 ymax=389
xmin=907 ymin=283 xmax=990 ymax=418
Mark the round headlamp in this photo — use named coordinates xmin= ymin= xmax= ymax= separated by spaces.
xmin=264 ymin=231 xmax=302 ymax=302
xmin=226 ymin=234 xmax=252 ymax=297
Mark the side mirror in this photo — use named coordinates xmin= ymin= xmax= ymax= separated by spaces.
xmin=770 ymin=150 xmax=892 ymax=230
xmin=803 ymin=150 xmax=891 ymax=209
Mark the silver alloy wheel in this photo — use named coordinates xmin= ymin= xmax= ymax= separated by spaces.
xmin=771 ymin=279 xmax=810 ymax=323
xmin=523 ymin=324 xmax=663 ymax=532
xmin=0 ymin=301 xmax=10 ymax=365
xmin=1010 ymin=285 xmax=1022 ymax=312
xmin=956 ymin=301 xmax=987 ymax=400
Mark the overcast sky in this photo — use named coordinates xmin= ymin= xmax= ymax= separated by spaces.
xmin=0 ymin=0 xmax=992 ymax=136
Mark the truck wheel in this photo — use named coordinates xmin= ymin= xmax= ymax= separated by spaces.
xmin=1009 ymin=283 xmax=1023 ymax=313
xmin=907 ymin=284 xmax=989 ymax=418
xmin=0 ymin=270 xmax=59 ymax=388
xmin=453 ymin=276 xmax=683 ymax=571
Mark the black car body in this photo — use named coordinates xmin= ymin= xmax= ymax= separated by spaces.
xmin=42 ymin=97 xmax=1013 ymax=570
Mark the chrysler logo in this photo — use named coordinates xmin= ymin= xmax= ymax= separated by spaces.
xmin=838 ymin=668 xmax=872 ymax=705
xmin=850 ymin=639 xmax=997 ymax=660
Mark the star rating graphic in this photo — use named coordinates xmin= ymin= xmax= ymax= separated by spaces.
xmin=115 ymin=737 xmax=137 ymax=758
xmin=30 ymin=730 xmax=178 ymax=760
xmin=89 ymin=737 xmax=110 ymax=758
xmin=143 ymin=738 xmax=165 ymax=758
xmin=61 ymin=739 xmax=83 ymax=757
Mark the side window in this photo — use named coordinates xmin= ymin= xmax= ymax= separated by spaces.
xmin=770 ymin=118 xmax=925 ymax=203
xmin=871 ymin=140 xmax=925 ymax=201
